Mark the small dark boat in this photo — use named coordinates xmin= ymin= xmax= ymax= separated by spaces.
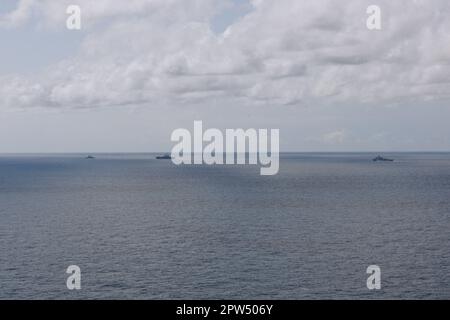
xmin=156 ymin=154 xmax=172 ymax=160
xmin=373 ymin=155 xmax=393 ymax=162
xmin=85 ymin=155 xmax=95 ymax=159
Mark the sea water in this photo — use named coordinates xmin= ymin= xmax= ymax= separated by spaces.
xmin=0 ymin=153 xmax=449 ymax=299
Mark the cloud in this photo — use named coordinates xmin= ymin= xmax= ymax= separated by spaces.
xmin=1 ymin=0 xmax=223 ymax=28
xmin=0 ymin=0 xmax=35 ymax=28
xmin=2 ymin=0 xmax=450 ymax=110
xmin=322 ymin=130 xmax=347 ymax=144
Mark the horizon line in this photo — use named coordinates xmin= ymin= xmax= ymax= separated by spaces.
xmin=1 ymin=151 xmax=450 ymax=155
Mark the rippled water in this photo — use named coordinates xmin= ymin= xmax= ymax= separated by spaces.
xmin=0 ymin=153 xmax=449 ymax=299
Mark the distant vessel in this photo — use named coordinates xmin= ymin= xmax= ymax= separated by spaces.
xmin=85 ymin=155 xmax=95 ymax=159
xmin=373 ymin=155 xmax=393 ymax=162
xmin=156 ymin=153 xmax=172 ymax=160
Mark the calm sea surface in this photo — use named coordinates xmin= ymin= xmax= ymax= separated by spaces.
xmin=0 ymin=153 xmax=449 ymax=299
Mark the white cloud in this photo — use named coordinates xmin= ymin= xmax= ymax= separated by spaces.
xmin=322 ymin=130 xmax=347 ymax=144
xmin=2 ymin=0 xmax=450 ymax=110
xmin=0 ymin=0 xmax=34 ymax=28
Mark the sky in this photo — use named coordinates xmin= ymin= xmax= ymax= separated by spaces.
xmin=1 ymin=0 xmax=450 ymax=153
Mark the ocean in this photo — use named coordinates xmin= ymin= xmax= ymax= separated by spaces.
xmin=0 ymin=153 xmax=449 ymax=299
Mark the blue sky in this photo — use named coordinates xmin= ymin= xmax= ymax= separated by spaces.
xmin=1 ymin=0 xmax=450 ymax=152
